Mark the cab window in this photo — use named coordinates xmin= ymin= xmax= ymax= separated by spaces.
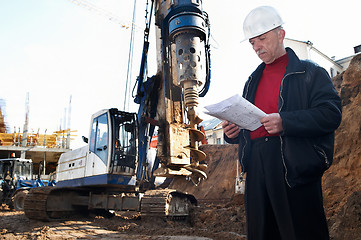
xmin=89 ymin=113 xmax=109 ymax=164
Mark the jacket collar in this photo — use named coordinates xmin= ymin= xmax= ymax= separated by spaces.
xmin=285 ymin=47 xmax=305 ymax=74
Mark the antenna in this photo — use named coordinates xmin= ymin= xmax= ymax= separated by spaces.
xmin=22 ymin=92 xmax=30 ymax=147
xmin=66 ymin=95 xmax=72 ymax=149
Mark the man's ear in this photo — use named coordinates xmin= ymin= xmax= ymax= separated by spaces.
xmin=278 ymin=29 xmax=286 ymax=42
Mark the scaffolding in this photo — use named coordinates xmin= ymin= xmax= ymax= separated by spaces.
xmin=0 ymin=128 xmax=77 ymax=149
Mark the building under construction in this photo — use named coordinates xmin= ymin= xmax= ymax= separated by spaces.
xmin=0 ymin=99 xmax=73 ymax=176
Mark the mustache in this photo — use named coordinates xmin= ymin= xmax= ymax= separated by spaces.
xmin=257 ymin=49 xmax=267 ymax=56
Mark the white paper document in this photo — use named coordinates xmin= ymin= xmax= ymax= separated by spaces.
xmin=204 ymin=94 xmax=267 ymax=131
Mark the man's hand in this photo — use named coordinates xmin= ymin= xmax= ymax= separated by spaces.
xmin=261 ymin=113 xmax=283 ymax=134
xmin=222 ymin=120 xmax=240 ymax=139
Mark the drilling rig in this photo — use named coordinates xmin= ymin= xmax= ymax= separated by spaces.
xmin=24 ymin=0 xmax=211 ymax=220
xmin=138 ymin=0 xmax=210 ymax=183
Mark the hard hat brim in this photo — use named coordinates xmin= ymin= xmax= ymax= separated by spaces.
xmin=240 ymin=24 xmax=284 ymax=43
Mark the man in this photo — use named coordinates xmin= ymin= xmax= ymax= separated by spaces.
xmin=222 ymin=6 xmax=342 ymax=240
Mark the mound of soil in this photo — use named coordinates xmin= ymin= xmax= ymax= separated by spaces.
xmin=323 ymin=54 xmax=361 ymax=239
xmin=170 ymin=144 xmax=239 ymax=201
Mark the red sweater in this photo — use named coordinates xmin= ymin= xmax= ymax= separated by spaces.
xmin=250 ymin=53 xmax=289 ymax=140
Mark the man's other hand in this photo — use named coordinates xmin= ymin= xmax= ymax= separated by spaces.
xmin=222 ymin=120 xmax=241 ymax=139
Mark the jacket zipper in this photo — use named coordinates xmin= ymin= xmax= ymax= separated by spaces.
xmin=279 ymin=71 xmax=305 ymax=188
xmin=239 ymin=77 xmax=252 ymax=179
xmin=240 ymin=131 xmax=247 ymax=181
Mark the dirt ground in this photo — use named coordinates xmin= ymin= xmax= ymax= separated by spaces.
xmin=1 ymin=55 xmax=360 ymax=240
xmin=0 ymin=199 xmax=246 ymax=240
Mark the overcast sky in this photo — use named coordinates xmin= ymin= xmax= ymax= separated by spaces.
xmin=1 ymin=0 xmax=360 ymax=148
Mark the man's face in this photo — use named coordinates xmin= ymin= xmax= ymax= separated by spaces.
xmin=249 ymin=28 xmax=285 ymax=64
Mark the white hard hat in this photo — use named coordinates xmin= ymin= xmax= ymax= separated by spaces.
xmin=242 ymin=6 xmax=284 ymax=41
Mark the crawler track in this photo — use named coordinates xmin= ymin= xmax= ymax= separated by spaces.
xmin=140 ymin=189 xmax=197 ymax=218
xmin=24 ymin=187 xmax=197 ymax=221
xmin=24 ymin=186 xmax=53 ymax=221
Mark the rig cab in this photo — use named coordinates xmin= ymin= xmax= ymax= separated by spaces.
xmin=56 ymin=109 xmax=140 ymax=190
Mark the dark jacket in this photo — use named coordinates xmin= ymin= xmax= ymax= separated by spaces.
xmin=225 ymin=48 xmax=342 ymax=187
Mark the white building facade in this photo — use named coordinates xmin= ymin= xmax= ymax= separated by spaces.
xmin=284 ymin=38 xmax=345 ymax=78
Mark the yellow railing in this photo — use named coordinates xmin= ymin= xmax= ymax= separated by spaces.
xmin=0 ymin=129 xmax=77 ymax=148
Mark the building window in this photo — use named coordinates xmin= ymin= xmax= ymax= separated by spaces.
xmin=216 ymin=138 xmax=221 ymax=144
